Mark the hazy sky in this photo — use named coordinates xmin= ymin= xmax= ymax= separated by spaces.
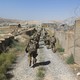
xmin=0 ymin=0 xmax=80 ymax=20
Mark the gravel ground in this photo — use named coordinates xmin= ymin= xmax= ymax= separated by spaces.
xmin=10 ymin=52 xmax=37 ymax=80
xmin=43 ymin=46 xmax=77 ymax=80
xmin=10 ymin=39 xmax=78 ymax=80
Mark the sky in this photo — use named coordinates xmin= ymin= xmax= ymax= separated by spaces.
xmin=0 ymin=0 xmax=80 ymax=20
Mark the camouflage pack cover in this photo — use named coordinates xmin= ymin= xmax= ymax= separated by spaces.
xmin=27 ymin=43 xmax=36 ymax=53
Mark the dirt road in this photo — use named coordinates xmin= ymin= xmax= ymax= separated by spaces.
xmin=10 ymin=39 xmax=77 ymax=80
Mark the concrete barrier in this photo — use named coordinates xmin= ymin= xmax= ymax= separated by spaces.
xmin=45 ymin=28 xmax=74 ymax=57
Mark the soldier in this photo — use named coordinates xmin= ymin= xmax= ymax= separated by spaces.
xmin=45 ymin=34 xmax=51 ymax=48
xmin=50 ymin=35 xmax=56 ymax=52
xmin=25 ymin=39 xmax=38 ymax=66
xmin=43 ymin=33 xmax=51 ymax=48
xmin=43 ymin=32 xmax=48 ymax=44
xmin=33 ymin=32 xmax=41 ymax=48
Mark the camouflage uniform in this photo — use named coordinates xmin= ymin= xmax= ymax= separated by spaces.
xmin=50 ymin=35 xmax=56 ymax=52
xmin=44 ymin=34 xmax=50 ymax=45
xmin=26 ymin=40 xmax=37 ymax=66
xmin=50 ymin=36 xmax=56 ymax=48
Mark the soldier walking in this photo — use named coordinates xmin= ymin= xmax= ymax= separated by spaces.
xmin=25 ymin=39 xmax=38 ymax=66
xmin=50 ymin=35 xmax=56 ymax=52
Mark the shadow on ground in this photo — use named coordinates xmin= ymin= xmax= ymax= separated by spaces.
xmin=32 ymin=60 xmax=51 ymax=68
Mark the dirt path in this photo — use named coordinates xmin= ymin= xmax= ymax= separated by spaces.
xmin=10 ymin=52 xmax=37 ymax=80
xmin=43 ymin=46 xmax=77 ymax=80
xmin=10 ymin=39 xmax=77 ymax=80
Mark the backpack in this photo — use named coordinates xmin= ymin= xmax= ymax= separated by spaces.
xmin=51 ymin=37 xmax=56 ymax=43
xmin=27 ymin=43 xmax=36 ymax=53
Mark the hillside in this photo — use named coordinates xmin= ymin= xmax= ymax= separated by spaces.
xmin=0 ymin=17 xmax=24 ymax=24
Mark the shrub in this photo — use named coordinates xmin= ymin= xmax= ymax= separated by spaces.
xmin=11 ymin=40 xmax=25 ymax=52
xmin=0 ymin=52 xmax=16 ymax=80
xmin=0 ymin=39 xmax=25 ymax=80
xmin=57 ymin=48 xmax=65 ymax=52
xmin=66 ymin=54 xmax=75 ymax=64
xmin=37 ymin=67 xmax=45 ymax=79
xmin=0 ymin=54 xmax=6 ymax=66
xmin=0 ymin=73 xmax=7 ymax=80
xmin=37 ymin=70 xmax=44 ymax=78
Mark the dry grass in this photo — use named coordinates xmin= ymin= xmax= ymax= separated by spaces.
xmin=36 ymin=67 xmax=46 ymax=80
xmin=0 ymin=36 xmax=29 ymax=80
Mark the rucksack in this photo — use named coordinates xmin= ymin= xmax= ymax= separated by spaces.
xmin=51 ymin=37 xmax=56 ymax=43
xmin=27 ymin=43 xmax=36 ymax=53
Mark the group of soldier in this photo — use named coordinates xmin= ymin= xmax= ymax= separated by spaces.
xmin=43 ymin=30 xmax=56 ymax=52
xmin=25 ymin=29 xmax=41 ymax=66
xmin=25 ymin=28 xmax=56 ymax=67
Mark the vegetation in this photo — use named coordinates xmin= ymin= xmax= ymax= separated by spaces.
xmin=0 ymin=39 xmax=26 ymax=80
xmin=0 ymin=52 xmax=16 ymax=80
xmin=11 ymin=40 xmax=26 ymax=52
xmin=57 ymin=48 xmax=65 ymax=52
xmin=37 ymin=67 xmax=46 ymax=80
xmin=66 ymin=54 xmax=75 ymax=64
